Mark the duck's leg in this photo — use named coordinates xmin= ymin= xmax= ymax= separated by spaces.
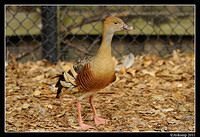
xmin=77 ymin=101 xmax=96 ymax=130
xmin=89 ymin=95 xmax=110 ymax=125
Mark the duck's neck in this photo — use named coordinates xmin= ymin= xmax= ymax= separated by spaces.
xmin=96 ymin=27 xmax=114 ymax=58
xmin=91 ymin=27 xmax=115 ymax=79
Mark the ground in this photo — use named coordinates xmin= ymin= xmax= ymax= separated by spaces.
xmin=5 ymin=50 xmax=195 ymax=132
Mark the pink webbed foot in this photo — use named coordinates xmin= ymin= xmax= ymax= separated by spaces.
xmin=55 ymin=97 xmax=62 ymax=102
xmin=79 ymin=122 xmax=96 ymax=130
xmin=89 ymin=96 xmax=110 ymax=125
xmin=92 ymin=116 xmax=110 ymax=125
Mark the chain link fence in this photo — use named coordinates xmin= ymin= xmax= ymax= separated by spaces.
xmin=6 ymin=5 xmax=195 ymax=64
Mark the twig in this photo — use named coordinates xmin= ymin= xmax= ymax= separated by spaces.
xmin=87 ymin=38 xmax=100 ymax=52
xmin=98 ymin=90 xmax=116 ymax=94
xmin=9 ymin=53 xmax=18 ymax=68
xmin=62 ymin=39 xmax=93 ymax=56
xmin=9 ymin=45 xmax=41 ymax=62
xmin=61 ymin=14 xmax=128 ymax=40
xmin=80 ymin=38 xmax=101 ymax=57
xmin=59 ymin=14 xmax=128 ymax=57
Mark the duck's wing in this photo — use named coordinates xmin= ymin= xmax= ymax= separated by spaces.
xmin=55 ymin=56 xmax=94 ymax=98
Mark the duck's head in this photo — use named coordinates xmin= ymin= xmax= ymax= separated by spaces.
xmin=103 ymin=16 xmax=134 ymax=34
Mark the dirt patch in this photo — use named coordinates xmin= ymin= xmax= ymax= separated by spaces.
xmin=5 ymin=50 xmax=195 ymax=132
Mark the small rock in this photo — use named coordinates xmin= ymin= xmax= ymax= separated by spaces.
xmin=22 ymin=103 xmax=30 ymax=109
xmin=182 ymin=116 xmax=193 ymax=121
xmin=160 ymin=108 xmax=174 ymax=113
xmin=46 ymin=104 xmax=53 ymax=109
xmin=33 ymin=90 xmax=41 ymax=96
xmin=178 ymin=106 xmax=186 ymax=111
xmin=152 ymin=95 xmax=165 ymax=101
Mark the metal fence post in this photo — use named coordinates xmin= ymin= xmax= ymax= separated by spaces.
xmin=41 ymin=6 xmax=57 ymax=64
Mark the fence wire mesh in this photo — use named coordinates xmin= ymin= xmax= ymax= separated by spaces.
xmin=5 ymin=5 xmax=195 ymax=64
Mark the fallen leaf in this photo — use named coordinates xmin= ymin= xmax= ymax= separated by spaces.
xmin=136 ymin=84 xmax=146 ymax=89
xmin=127 ymin=69 xmax=136 ymax=77
xmin=62 ymin=62 xmax=71 ymax=71
xmin=174 ymin=115 xmax=183 ymax=120
xmin=32 ymin=74 xmax=44 ymax=81
xmin=134 ymin=116 xmax=145 ymax=126
xmin=122 ymin=53 xmax=135 ymax=69
xmin=152 ymin=95 xmax=165 ymax=101
xmin=159 ymin=113 xmax=166 ymax=118
xmin=142 ymin=69 xmax=156 ymax=77
xmin=144 ymin=60 xmax=152 ymax=66
xmin=158 ymin=69 xmax=170 ymax=76
xmin=22 ymin=103 xmax=30 ymax=109
xmin=182 ymin=116 xmax=193 ymax=121
xmin=115 ymin=64 xmax=123 ymax=71
xmin=177 ymin=83 xmax=183 ymax=87
xmin=178 ymin=105 xmax=186 ymax=111
xmin=168 ymin=60 xmax=175 ymax=66
xmin=15 ymin=121 xmax=21 ymax=127
xmin=33 ymin=90 xmax=41 ymax=96
xmin=119 ymin=67 xmax=126 ymax=74
xmin=33 ymin=105 xmax=46 ymax=115
xmin=112 ymin=56 xmax=119 ymax=66
xmin=115 ymin=53 xmax=135 ymax=72
xmin=160 ymin=108 xmax=174 ymax=113
xmin=8 ymin=87 xmax=20 ymax=93
xmin=46 ymin=104 xmax=53 ymax=109
xmin=172 ymin=92 xmax=186 ymax=102
xmin=167 ymin=118 xmax=178 ymax=125
xmin=172 ymin=50 xmax=181 ymax=63
xmin=156 ymin=60 xmax=164 ymax=66
xmin=56 ymin=111 xmax=66 ymax=118
xmin=16 ymin=106 xmax=22 ymax=111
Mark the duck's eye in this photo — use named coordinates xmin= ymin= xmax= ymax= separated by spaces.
xmin=114 ymin=22 xmax=118 ymax=24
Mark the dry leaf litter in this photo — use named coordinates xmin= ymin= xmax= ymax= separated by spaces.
xmin=5 ymin=50 xmax=195 ymax=132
